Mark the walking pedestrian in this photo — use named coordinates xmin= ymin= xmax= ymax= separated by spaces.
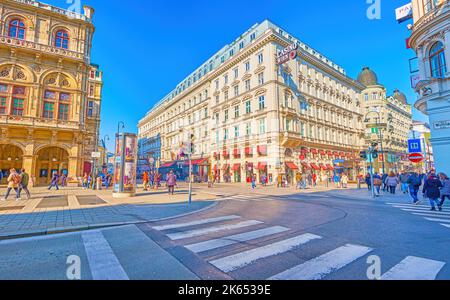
xmin=333 ymin=173 xmax=340 ymax=188
xmin=82 ymin=173 xmax=88 ymax=189
xmin=399 ymin=172 xmax=410 ymax=194
xmin=106 ymin=173 xmax=112 ymax=190
xmin=307 ymin=173 xmax=313 ymax=187
xmin=407 ymin=171 xmax=422 ymax=204
xmin=312 ymin=173 xmax=317 ymax=187
xmin=365 ymin=173 xmax=372 ymax=191
xmin=251 ymin=174 xmax=257 ymax=190
xmin=340 ymin=173 xmax=349 ymax=188
xmin=385 ymin=172 xmax=399 ymax=194
xmin=381 ymin=173 xmax=389 ymax=192
xmin=142 ymin=171 xmax=149 ymax=191
xmin=423 ymin=171 xmax=443 ymax=211
xmin=373 ymin=172 xmax=382 ymax=196
xmin=296 ymin=173 xmax=302 ymax=189
xmin=301 ymin=173 xmax=308 ymax=189
xmin=438 ymin=173 xmax=450 ymax=211
xmin=19 ymin=169 xmax=31 ymax=200
xmin=61 ymin=172 xmax=67 ymax=187
xmin=166 ymin=170 xmax=177 ymax=195
xmin=48 ymin=171 xmax=60 ymax=190
xmin=1 ymin=169 xmax=21 ymax=201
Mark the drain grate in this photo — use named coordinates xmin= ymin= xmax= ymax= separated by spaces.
xmin=76 ymin=195 xmax=106 ymax=206
xmin=0 ymin=206 xmax=25 ymax=212
xmin=36 ymin=195 xmax=69 ymax=208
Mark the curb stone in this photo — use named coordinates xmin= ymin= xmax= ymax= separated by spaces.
xmin=0 ymin=201 xmax=218 ymax=241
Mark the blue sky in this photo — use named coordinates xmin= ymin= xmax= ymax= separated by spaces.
xmin=45 ymin=0 xmax=427 ymax=151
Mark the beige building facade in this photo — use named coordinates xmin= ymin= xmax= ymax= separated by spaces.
xmin=0 ymin=0 xmax=102 ymax=185
xmin=357 ymin=67 xmax=413 ymax=173
xmin=139 ymin=20 xmax=366 ymax=184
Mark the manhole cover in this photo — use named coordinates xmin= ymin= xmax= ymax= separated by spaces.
xmin=76 ymin=195 xmax=106 ymax=206
xmin=0 ymin=206 xmax=25 ymax=212
xmin=37 ymin=195 xmax=69 ymax=208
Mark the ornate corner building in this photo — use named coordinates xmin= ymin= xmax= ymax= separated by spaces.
xmin=0 ymin=0 xmax=102 ymax=185
xmin=357 ymin=67 xmax=413 ymax=173
xmin=409 ymin=0 xmax=449 ymax=175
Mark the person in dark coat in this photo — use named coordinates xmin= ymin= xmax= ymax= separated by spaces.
xmin=423 ymin=172 xmax=443 ymax=211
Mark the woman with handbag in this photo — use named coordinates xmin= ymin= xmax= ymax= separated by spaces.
xmin=373 ymin=173 xmax=382 ymax=196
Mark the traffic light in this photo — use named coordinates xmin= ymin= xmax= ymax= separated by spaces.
xmin=359 ymin=151 xmax=367 ymax=159
xmin=372 ymin=150 xmax=379 ymax=159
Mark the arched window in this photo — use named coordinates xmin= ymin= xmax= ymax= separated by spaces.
xmin=8 ymin=19 xmax=26 ymax=39
xmin=430 ymin=41 xmax=447 ymax=78
xmin=55 ymin=30 xmax=69 ymax=49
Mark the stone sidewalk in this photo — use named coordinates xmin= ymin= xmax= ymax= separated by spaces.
xmin=0 ymin=185 xmax=216 ymax=240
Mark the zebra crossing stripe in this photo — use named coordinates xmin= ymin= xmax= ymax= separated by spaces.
xmin=268 ymin=244 xmax=372 ymax=280
xmin=398 ymin=208 xmax=450 ymax=215
xmin=209 ymin=233 xmax=322 ymax=273
xmin=412 ymin=212 xmax=450 ymax=218
xmin=152 ymin=215 xmax=241 ymax=231
xmin=390 ymin=204 xmax=435 ymax=209
xmin=185 ymin=226 xmax=290 ymax=253
xmin=167 ymin=220 xmax=263 ymax=240
xmin=81 ymin=230 xmax=129 ymax=280
xmin=425 ymin=217 xmax=450 ymax=223
xmin=381 ymin=256 xmax=445 ymax=280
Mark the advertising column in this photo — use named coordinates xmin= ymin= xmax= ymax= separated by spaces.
xmin=113 ymin=133 xmax=138 ymax=198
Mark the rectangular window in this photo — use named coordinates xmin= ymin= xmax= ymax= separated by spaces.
xmin=60 ymin=93 xmax=71 ymax=101
xmin=246 ymin=122 xmax=252 ymax=136
xmin=245 ymin=80 xmax=251 ymax=91
xmin=250 ymin=33 xmax=256 ymax=41
xmin=258 ymin=73 xmax=265 ymax=85
xmin=215 ymin=80 xmax=219 ymax=90
xmin=259 ymin=119 xmax=266 ymax=134
xmin=258 ymin=53 xmax=264 ymax=64
xmin=12 ymin=98 xmax=24 ymax=116
xmin=13 ymin=86 xmax=25 ymax=95
xmin=0 ymin=84 xmax=8 ymax=93
xmin=224 ymin=74 xmax=228 ymax=85
xmin=245 ymin=61 xmax=250 ymax=72
xmin=234 ymin=68 xmax=239 ymax=79
xmin=43 ymin=101 xmax=54 ymax=119
xmin=45 ymin=90 xmax=57 ymax=99
xmin=58 ymin=103 xmax=69 ymax=120
xmin=87 ymin=101 xmax=94 ymax=117
xmin=239 ymin=41 xmax=244 ymax=49
xmin=224 ymin=109 xmax=229 ymax=122
xmin=0 ymin=96 xmax=7 ymax=114
xmin=89 ymin=85 xmax=94 ymax=97
xmin=234 ymin=85 xmax=239 ymax=97
xmin=224 ymin=91 xmax=229 ymax=101
xmin=364 ymin=94 xmax=369 ymax=101
xmin=224 ymin=129 xmax=229 ymax=140
xmin=215 ymin=95 xmax=220 ymax=104
xmin=234 ymin=105 xmax=240 ymax=118
xmin=246 ymin=101 xmax=251 ymax=114
xmin=234 ymin=126 xmax=239 ymax=138
xmin=259 ymin=96 xmax=265 ymax=110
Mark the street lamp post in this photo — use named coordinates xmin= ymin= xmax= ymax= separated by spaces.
xmin=102 ymin=135 xmax=110 ymax=169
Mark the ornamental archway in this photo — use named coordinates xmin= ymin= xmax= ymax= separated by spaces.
xmin=0 ymin=144 xmax=23 ymax=184
xmin=34 ymin=146 xmax=69 ymax=185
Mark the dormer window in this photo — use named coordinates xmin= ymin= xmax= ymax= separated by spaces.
xmin=55 ymin=30 xmax=69 ymax=49
xmin=8 ymin=19 xmax=26 ymax=39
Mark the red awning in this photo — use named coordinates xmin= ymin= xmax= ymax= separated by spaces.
xmin=311 ymin=149 xmax=319 ymax=155
xmin=245 ymin=147 xmax=253 ymax=156
xmin=299 ymin=154 xmax=306 ymax=161
xmin=183 ymin=158 xmax=208 ymax=166
xmin=301 ymin=148 xmax=309 ymax=153
xmin=223 ymin=150 xmax=229 ymax=157
xmin=327 ymin=150 xmax=333 ymax=156
xmin=327 ymin=164 xmax=335 ymax=170
xmin=310 ymin=163 xmax=321 ymax=171
xmin=233 ymin=149 xmax=240 ymax=157
xmin=232 ymin=164 xmax=241 ymax=171
xmin=339 ymin=152 xmax=345 ymax=156
xmin=320 ymin=164 xmax=328 ymax=170
xmin=286 ymin=162 xmax=299 ymax=170
xmin=160 ymin=162 xmax=176 ymax=168
xmin=257 ymin=145 xmax=268 ymax=156
xmin=319 ymin=150 xmax=326 ymax=156
xmin=301 ymin=162 xmax=311 ymax=170
xmin=257 ymin=162 xmax=267 ymax=170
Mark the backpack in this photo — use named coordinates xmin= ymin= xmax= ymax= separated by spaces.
xmin=12 ymin=174 xmax=21 ymax=185
xmin=410 ymin=176 xmax=421 ymax=187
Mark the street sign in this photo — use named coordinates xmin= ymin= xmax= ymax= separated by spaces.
xmin=408 ymin=139 xmax=422 ymax=153
xmin=371 ymin=128 xmax=379 ymax=134
xmin=408 ymin=153 xmax=424 ymax=163
xmin=91 ymin=152 xmax=101 ymax=158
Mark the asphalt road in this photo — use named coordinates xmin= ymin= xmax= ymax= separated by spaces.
xmin=1 ymin=191 xmax=449 ymax=280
